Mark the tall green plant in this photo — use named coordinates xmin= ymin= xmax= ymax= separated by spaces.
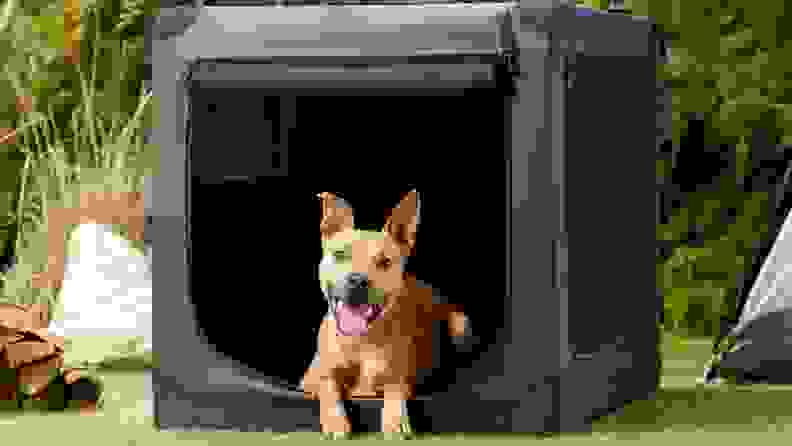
xmin=0 ymin=0 xmax=150 ymax=152
xmin=0 ymin=87 xmax=153 ymax=306
xmin=0 ymin=0 xmax=155 ymax=305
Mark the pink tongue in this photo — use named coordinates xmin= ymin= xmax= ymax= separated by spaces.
xmin=336 ymin=303 xmax=382 ymax=336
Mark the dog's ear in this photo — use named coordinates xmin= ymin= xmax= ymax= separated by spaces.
xmin=384 ymin=189 xmax=419 ymax=250
xmin=318 ymin=192 xmax=354 ymax=239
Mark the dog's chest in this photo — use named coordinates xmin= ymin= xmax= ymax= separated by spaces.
xmin=331 ymin=300 xmax=437 ymax=370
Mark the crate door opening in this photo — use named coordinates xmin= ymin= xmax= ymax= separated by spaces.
xmin=187 ymin=84 xmax=508 ymax=392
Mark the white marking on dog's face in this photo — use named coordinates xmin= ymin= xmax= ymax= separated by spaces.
xmin=319 ymin=254 xmax=335 ymax=280
xmin=319 ymin=254 xmax=337 ymax=300
xmin=319 ymin=229 xmax=406 ymax=305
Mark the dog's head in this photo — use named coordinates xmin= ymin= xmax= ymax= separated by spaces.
xmin=318 ymin=190 xmax=420 ymax=335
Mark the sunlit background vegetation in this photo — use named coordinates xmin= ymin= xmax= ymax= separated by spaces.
xmin=0 ymin=0 xmax=790 ymax=344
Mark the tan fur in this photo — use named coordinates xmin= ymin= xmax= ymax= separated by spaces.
xmin=302 ymin=191 xmax=468 ymax=435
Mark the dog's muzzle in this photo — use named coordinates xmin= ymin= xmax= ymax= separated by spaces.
xmin=331 ymin=272 xmax=371 ymax=305
xmin=326 ymin=272 xmax=385 ymax=336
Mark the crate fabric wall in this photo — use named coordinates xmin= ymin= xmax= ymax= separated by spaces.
xmin=149 ymin=1 xmax=661 ymax=433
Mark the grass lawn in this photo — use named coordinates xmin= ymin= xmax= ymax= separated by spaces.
xmin=2 ymin=332 xmax=791 ymax=443
xmin=4 ymin=2 xmax=788 ymax=443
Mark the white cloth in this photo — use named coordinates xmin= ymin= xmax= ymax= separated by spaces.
xmin=50 ymin=222 xmax=152 ymax=363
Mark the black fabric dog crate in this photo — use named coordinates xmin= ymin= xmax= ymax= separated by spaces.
xmin=148 ymin=0 xmax=663 ymax=434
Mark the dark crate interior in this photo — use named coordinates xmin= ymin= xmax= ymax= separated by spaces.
xmin=187 ymin=84 xmax=510 ymax=391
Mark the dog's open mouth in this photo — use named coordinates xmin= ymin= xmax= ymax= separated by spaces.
xmin=336 ymin=302 xmax=386 ymax=336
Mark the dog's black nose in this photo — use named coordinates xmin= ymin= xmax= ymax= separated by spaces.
xmin=345 ymin=273 xmax=368 ymax=289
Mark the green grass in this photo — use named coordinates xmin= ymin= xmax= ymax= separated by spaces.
xmin=589 ymin=333 xmax=792 ymax=439
xmin=1 ymin=2 xmax=790 ymax=442
xmin=2 ymin=332 xmax=791 ymax=443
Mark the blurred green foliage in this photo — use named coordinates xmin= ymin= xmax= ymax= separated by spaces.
xmin=0 ymin=0 xmax=150 ymax=147
xmin=0 ymin=0 xmax=153 ymax=303
xmin=2 ymin=0 xmax=791 ymax=339
xmin=583 ymin=0 xmax=792 ymax=337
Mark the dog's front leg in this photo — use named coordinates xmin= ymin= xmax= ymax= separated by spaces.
xmin=318 ymin=372 xmax=352 ymax=437
xmin=300 ymin=351 xmax=321 ymax=397
xmin=382 ymin=382 xmax=413 ymax=438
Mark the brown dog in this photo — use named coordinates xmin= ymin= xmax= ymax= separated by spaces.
xmin=300 ymin=190 xmax=471 ymax=437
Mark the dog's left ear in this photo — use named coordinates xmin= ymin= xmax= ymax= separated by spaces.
xmin=319 ymin=192 xmax=354 ymax=240
xmin=384 ymin=189 xmax=420 ymax=250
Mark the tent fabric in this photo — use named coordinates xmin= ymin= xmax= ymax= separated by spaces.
xmin=733 ymin=207 xmax=792 ymax=335
xmin=708 ymin=309 xmax=792 ymax=384
xmin=706 ymin=204 xmax=792 ymax=384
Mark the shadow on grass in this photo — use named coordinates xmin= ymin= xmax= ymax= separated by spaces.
xmin=67 ymin=352 xmax=154 ymax=372
xmin=396 ymin=384 xmax=792 ymax=440
xmin=591 ymin=385 xmax=792 ymax=436
xmin=0 ymin=354 xmax=151 ymax=416
xmin=92 ymin=354 xmax=153 ymax=371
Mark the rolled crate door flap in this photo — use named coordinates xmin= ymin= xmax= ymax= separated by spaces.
xmin=187 ymin=59 xmax=500 ymax=92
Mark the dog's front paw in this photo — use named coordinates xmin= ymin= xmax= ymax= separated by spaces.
xmin=380 ymin=431 xmax=414 ymax=440
xmin=320 ymin=432 xmax=352 ymax=440
xmin=380 ymin=417 xmax=414 ymax=440
xmin=320 ymin=408 xmax=353 ymax=439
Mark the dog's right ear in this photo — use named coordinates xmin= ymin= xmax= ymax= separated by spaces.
xmin=318 ymin=192 xmax=354 ymax=239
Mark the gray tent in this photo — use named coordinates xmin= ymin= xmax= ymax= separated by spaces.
xmin=705 ymin=161 xmax=792 ymax=384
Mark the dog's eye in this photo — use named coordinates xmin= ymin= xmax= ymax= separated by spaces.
xmin=377 ymin=257 xmax=392 ymax=269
